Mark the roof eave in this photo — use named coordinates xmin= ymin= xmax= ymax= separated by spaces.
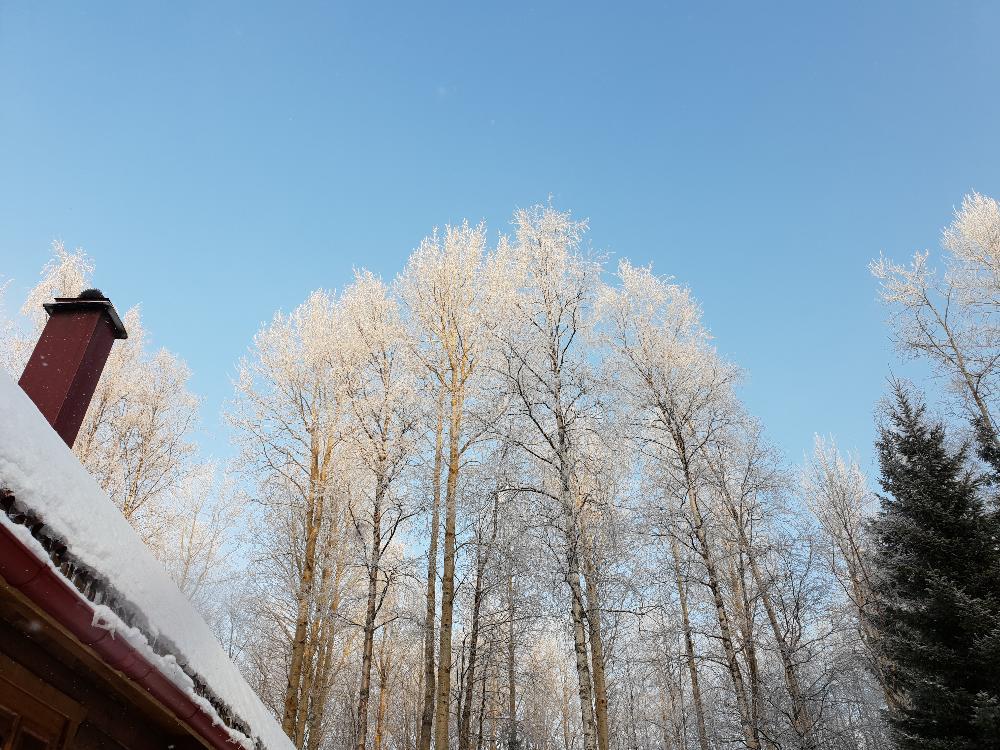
xmin=0 ymin=519 xmax=252 ymax=750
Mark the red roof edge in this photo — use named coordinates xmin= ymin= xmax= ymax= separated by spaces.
xmin=0 ymin=521 xmax=248 ymax=750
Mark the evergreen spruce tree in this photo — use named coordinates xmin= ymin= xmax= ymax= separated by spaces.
xmin=971 ymin=415 xmax=1000 ymax=739
xmin=871 ymin=386 xmax=1000 ymax=749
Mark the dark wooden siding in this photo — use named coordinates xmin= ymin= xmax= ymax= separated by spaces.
xmin=0 ymin=590 xmax=203 ymax=750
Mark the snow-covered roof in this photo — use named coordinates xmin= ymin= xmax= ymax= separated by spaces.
xmin=0 ymin=373 xmax=294 ymax=750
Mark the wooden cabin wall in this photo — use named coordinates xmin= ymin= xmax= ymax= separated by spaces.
xmin=0 ymin=603 xmax=202 ymax=750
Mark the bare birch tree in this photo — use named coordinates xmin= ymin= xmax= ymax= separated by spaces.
xmin=495 ymin=204 xmax=605 ymax=750
xmin=871 ymin=191 xmax=1000 ymax=442
xmin=600 ymin=260 xmax=763 ymax=749
xmin=5 ymin=205 xmax=911 ymax=750
xmin=230 ymin=289 xmax=352 ymax=745
xmin=338 ymin=272 xmax=420 ymax=750
xmin=802 ymin=436 xmax=898 ymax=716
xmin=398 ymin=222 xmax=506 ymax=750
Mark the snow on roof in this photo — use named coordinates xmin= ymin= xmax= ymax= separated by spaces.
xmin=0 ymin=373 xmax=294 ymax=750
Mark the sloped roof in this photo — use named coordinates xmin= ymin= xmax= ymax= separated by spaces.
xmin=0 ymin=373 xmax=294 ymax=750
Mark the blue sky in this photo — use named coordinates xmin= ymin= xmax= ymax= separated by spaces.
xmin=2 ymin=2 xmax=998 ymax=473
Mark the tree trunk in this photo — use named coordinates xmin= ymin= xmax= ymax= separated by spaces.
xmin=686 ymin=478 xmax=759 ymax=750
xmin=282 ymin=525 xmax=315 ymax=736
xmin=842 ymin=538 xmax=904 ymax=713
xmin=304 ymin=635 xmax=329 ymax=750
xmin=356 ymin=481 xmax=385 ymax=750
xmin=294 ymin=595 xmax=320 ymax=747
xmin=666 ymin=663 xmax=686 ymax=750
xmin=305 ymin=604 xmax=334 ymax=750
xmin=726 ymin=549 xmax=767 ymax=750
xmin=507 ymin=573 xmax=517 ymax=750
xmin=560 ymin=666 xmax=573 ymax=750
xmin=581 ymin=550 xmax=610 ymax=750
xmin=669 ymin=535 xmax=710 ymax=750
xmin=434 ymin=385 xmax=464 ymax=750
xmin=555 ymin=406 xmax=598 ymax=750
xmin=714 ymin=474 xmax=818 ymax=750
xmin=476 ymin=638 xmax=491 ymax=750
xmin=455 ymin=636 xmax=468 ymax=741
xmin=282 ymin=430 xmax=327 ymax=738
xmin=419 ymin=391 xmax=445 ymax=750
xmin=373 ymin=635 xmax=392 ymax=750
xmin=658 ymin=686 xmax=676 ymax=750
xmin=306 ymin=557 xmax=345 ymax=750
xmin=747 ymin=550 xmax=817 ymax=750
xmin=567 ymin=557 xmax=599 ymax=750
xmin=295 ymin=537 xmax=340 ymax=748
xmin=490 ymin=666 xmax=499 ymax=750
xmin=460 ymin=543 xmax=488 ymax=750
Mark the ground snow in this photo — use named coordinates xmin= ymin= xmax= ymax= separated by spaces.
xmin=0 ymin=374 xmax=293 ymax=750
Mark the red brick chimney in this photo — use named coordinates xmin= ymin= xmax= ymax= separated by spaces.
xmin=18 ymin=289 xmax=128 ymax=448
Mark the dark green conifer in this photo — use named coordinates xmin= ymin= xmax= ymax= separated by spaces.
xmin=871 ymin=386 xmax=1000 ymax=749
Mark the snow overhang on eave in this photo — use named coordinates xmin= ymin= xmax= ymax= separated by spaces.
xmin=0 ymin=493 xmax=262 ymax=750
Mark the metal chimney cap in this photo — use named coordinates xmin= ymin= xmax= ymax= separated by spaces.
xmin=43 ymin=293 xmax=128 ymax=340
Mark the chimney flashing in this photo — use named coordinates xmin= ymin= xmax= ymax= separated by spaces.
xmin=43 ymin=295 xmax=128 ymax=340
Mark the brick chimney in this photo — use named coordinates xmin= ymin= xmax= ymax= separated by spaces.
xmin=18 ymin=289 xmax=128 ymax=448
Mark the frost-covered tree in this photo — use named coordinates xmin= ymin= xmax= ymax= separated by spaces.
xmin=705 ymin=422 xmax=822 ymax=750
xmin=1 ymin=241 xmax=95 ymax=374
xmin=397 ymin=222 xmax=507 ymax=750
xmin=1 ymin=243 xmax=201 ymax=535
xmin=494 ymin=205 xmax=608 ymax=750
xmin=802 ymin=436 xmax=899 ymax=720
xmin=338 ymin=271 xmax=420 ymax=750
xmin=872 ymin=192 xmax=1000 ymax=444
xmin=230 ymin=289 xmax=356 ymax=747
xmin=600 ymin=261 xmax=763 ymax=748
xmin=212 ymin=202 xmax=898 ymax=750
xmin=149 ymin=464 xmax=242 ymax=626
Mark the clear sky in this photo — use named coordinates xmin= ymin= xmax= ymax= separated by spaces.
xmin=2 ymin=2 xmax=998 ymax=473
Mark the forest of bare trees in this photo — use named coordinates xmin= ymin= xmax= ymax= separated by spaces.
xmin=5 ymin=193 xmax=1000 ymax=750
